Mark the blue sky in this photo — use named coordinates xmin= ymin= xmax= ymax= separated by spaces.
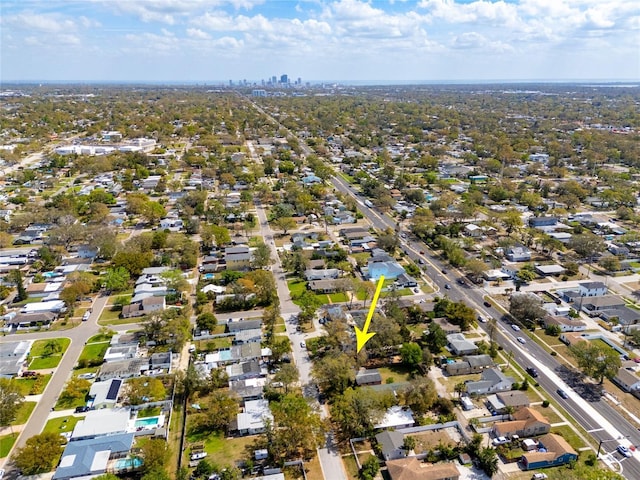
xmin=2 ymin=0 xmax=639 ymax=83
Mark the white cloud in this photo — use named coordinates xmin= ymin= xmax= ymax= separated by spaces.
xmin=186 ymin=28 xmax=211 ymax=39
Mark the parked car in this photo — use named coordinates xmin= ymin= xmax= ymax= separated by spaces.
xmin=492 ymin=436 xmax=509 ymax=446
xmin=22 ymin=371 xmax=37 ymax=377
xmin=531 ymin=474 xmax=548 ymax=480
xmin=617 ymin=445 xmax=633 ymax=457
xmin=526 ymin=367 xmax=539 ymax=377
xmin=75 ymin=406 xmax=90 ymax=413
xmin=190 ymin=452 xmax=207 ymax=461
xmin=78 ymin=373 xmax=96 ymax=380
xmin=517 ymin=337 xmax=526 ymax=344
xmin=300 ymin=341 xmax=306 ymax=348
xmin=557 ymin=389 xmax=569 ymax=399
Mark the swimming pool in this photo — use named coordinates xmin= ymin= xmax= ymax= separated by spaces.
xmin=42 ymin=271 xmax=61 ymax=278
xmin=134 ymin=414 xmax=164 ymax=429
xmin=203 ymin=273 xmax=214 ymax=279
xmin=114 ymin=457 xmax=143 ymax=470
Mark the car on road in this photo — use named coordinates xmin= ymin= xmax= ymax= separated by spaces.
xmin=511 ymin=324 xmax=520 ymax=331
xmin=484 ymin=301 xmax=492 ymax=307
xmin=526 ymin=367 xmax=539 ymax=377
xmin=75 ymin=406 xmax=90 ymax=413
xmin=419 ymin=250 xmax=424 ymax=254
xmin=492 ymin=436 xmax=509 ymax=446
xmin=457 ymin=278 xmax=466 ymax=286
xmin=441 ymin=269 xmax=447 ymax=274
xmin=477 ymin=315 xmax=488 ymax=323
xmin=418 ymin=259 xmax=425 ymax=265
xmin=617 ymin=445 xmax=633 ymax=457
xmin=444 ymin=284 xmax=451 ymax=290
xmin=300 ymin=341 xmax=306 ymax=348
xmin=517 ymin=337 xmax=526 ymax=344
xmin=557 ymin=389 xmax=569 ymax=399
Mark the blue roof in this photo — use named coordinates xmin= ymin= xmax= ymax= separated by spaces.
xmin=368 ymin=261 xmax=405 ymax=280
xmin=53 ymin=433 xmax=134 ymax=480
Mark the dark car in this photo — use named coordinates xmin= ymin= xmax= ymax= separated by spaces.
xmin=444 ymin=284 xmax=451 ymax=290
xmin=484 ymin=301 xmax=492 ymax=307
xmin=526 ymin=367 xmax=539 ymax=378
xmin=557 ymin=389 xmax=569 ymax=399
xmin=75 ymin=406 xmax=90 ymax=413
xmin=441 ymin=269 xmax=448 ymax=274
xmin=457 ymin=278 xmax=466 ymax=286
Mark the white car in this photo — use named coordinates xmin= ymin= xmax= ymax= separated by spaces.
xmin=511 ymin=324 xmax=520 ymax=331
xmin=78 ymin=373 xmax=96 ymax=380
xmin=617 ymin=445 xmax=633 ymax=457
xmin=517 ymin=337 xmax=526 ymax=344
xmin=300 ymin=341 xmax=306 ymax=348
xmin=492 ymin=436 xmax=509 ymax=446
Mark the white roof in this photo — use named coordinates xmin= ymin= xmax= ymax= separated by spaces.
xmin=237 ymin=399 xmax=273 ymax=431
xmin=21 ymin=300 xmax=65 ymax=313
xmin=71 ymin=408 xmax=130 ymax=439
xmin=374 ymin=405 xmax=415 ymax=429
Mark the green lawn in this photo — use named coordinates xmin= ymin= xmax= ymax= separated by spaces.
xmin=30 ymin=352 xmax=68 ymax=369
xmin=30 ymin=337 xmax=70 ymax=357
xmin=11 ymin=401 xmax=37 ymax=425
xmin=138 ymin=406 xmax=162 ymax=418
xmin=327 ymin=292 xmax=348 ymax=303
xmin=78 ymin=342 xmax=110 ymax=363
xmin=43 ymin=415 xmax=84 ymax=435
xmin=11 ymin=374 xmax=52 ymax=395
xmin=0 ymin=433 xmax=18 ymax=458
xmin=186 ymin=431 xmax=255 ymax=468
xmin=377 ymin=364 xmax=413 ymax=384
xmin=287 ymin=279 xmax=307 ymax=297
xmin=197 ymin=337 xmax=233 ymax=351
xmin=87 ymin=333 xmax=113 ymax=343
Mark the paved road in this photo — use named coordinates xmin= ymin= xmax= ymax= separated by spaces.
xmin=331 ymin=174 xmax=640 ymax=479
xmin=0 ymin=295 xmax=109 ymax=470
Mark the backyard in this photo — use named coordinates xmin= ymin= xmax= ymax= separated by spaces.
xmin=43 ymin=415 xmax=84 ymax=435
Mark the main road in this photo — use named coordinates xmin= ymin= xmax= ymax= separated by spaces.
xmin=331 ymin=174 xmax=640 ymax=479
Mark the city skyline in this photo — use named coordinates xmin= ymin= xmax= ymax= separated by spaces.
xmin=1 ymin=0 xmax=639 ymax=83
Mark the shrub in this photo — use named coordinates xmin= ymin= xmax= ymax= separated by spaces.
xmin=542 ymin=400 xmax=550 ymax=408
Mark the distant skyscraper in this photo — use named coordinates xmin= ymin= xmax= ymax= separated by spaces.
xmin=271 ymin=76 xmax=277 ymax=85
xmin=297 ymin=77 xmax=302 ymax=85
xmin=280 ymin=74 xmax=288 ymax=84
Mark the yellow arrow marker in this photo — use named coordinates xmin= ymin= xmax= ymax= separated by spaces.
xmin=355 ymin=275 xmax=385 ymax=353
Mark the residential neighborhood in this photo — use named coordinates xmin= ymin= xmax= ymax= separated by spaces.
xmin=0 ymin=83 xmax=639 ymax=480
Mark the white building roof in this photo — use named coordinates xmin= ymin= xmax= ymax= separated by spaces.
xmin=373 ymin=405 xmax=415 ymax=429
xmin=71 ymin=408 xmax=130 ymax=439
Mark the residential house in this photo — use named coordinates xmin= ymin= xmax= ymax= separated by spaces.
xmin=486 ymin=391 xmax=530 ymax=414
xmin=224 ymin=246 xmax=252 ymax=270
xmin=542 ymin=315 xmax=586 ymax=333
xmin=608 ymin=243 xmax=630 ymax=256
xmin=103 ymin=344 xmax=138 ymax=363
xmin=446 ymin=333 xmax=478 ymax=356
xmin=466 ymin=368 xmax=515 ymax=396
xmin=9 ymin=312 xmax=56 ymax=330
xmin=308 ymin=279 xmax=338 ymax=293
xmin=505 ymin=246 xmax=531 ymax=262
xmin=71 ymin=408 xmax=131 ymax=440
xmin=376 ymin=430 xmax=406 ymax=461
xmin=535 ymin=264 xmax=565 ymax=276
xmin=304 ymin=268 xmax=340 ymax=281
xmin=529 ymin=217 xmax=558 ymax=228
xmin=226 ymin=360 xmax=263 ymax=381
xmin=521 ymin=433 xmax=578 ymax=470
xmin=445 ymin=355 xmax=494 ymax=376
xmin=121 ymin=296 xmax=166 ymax=319
xmin=600 ymin=306 xmax=640 ymax=329
xmin=432 ymin=318 xmax=461 ymax=335
xmin=368 ymin=261 xmax=406 ymax=281
xmin=578 ymin=281 xmax=608 ymax=297
xmin=395 ymin=273 xmax=417 ymax=288
xmin=355 ymin=368 xmax=382 ymax=386
xmin=88 ymin=379 xmax=122 ymax=409
xmin=613 ymin=367 xmax=640 ymax=393
xmin=97 ymin=358 xmax=147 ymax=381
xmin=386 ymin=458 xmax=460 ymax=480
xmin=232 ymin=399 xmax=273 ymax=435
xmin=230 ymin=378 xmax=266 ymax=402
xmin=464 ymin=224 xmax=483 ymax=238
xmin=493 ymin=407 xmax=551 ymax=438
xmin=227 ymin=319 xmax=262 ymax=333
xmin=0 ymin=340 xmax=32 ymax=378
xmin=52 ymin=433 xmax=135 ymax=480
xmin=26 ymin=281 xmax=65 ymax=298
xmin=374 ymin=405 xmax=415 ymax=430
xmin=77 ymin=245 xmax=99 ymax=259
xmin=581 ymin=295 xmax=625 ymax=316
xmin=149 ymin=352 xmax=172 ymax=372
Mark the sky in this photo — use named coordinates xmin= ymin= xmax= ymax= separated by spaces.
xmin=1 ymin=0 xmax=639 ymax=84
